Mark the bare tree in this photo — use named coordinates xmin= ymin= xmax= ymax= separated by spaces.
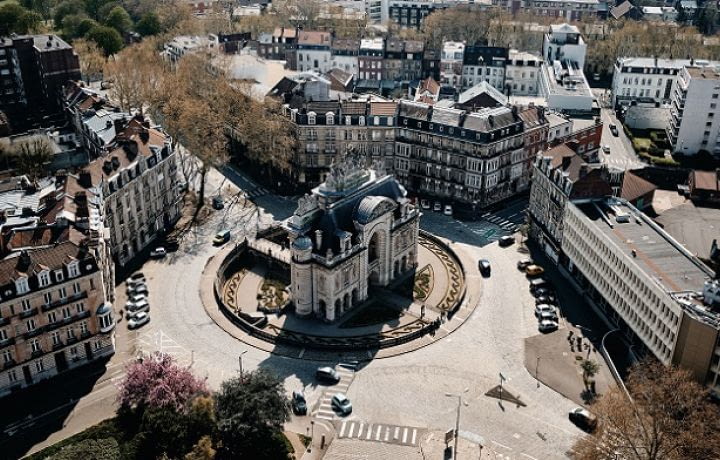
xmin=13 ymin=137 xmax=53 ymax=181
xmin=73 ymin=38 xmax=105 ymax=83
xmin=571 ymin=359 xmax=720 ymax=460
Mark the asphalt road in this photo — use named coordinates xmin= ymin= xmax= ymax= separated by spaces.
xmin=598 ymin=108 xmax=645 ymax=171
xmin=10 ymin=166 xmax=621 ymax=460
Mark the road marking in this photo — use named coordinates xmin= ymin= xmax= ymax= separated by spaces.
xmin=298 ymin=348 xmax=305 ymax=358
xmin=375 ymin=425 xmax=382 ymax=441
xmin=384 ymin=427 xmax=390 ymax=442
xmin=521 ymin=454 xmax=539 ymax=460
xmin=339 ymin=422 xmax=347 ymax=437
xmin=411 ymin=428 xmax=417 ymax=445
xmin=394 ymin=426 xmax=399 ymax=440
xmin=358 ymin=422 xmax=364 ymax=438
xmin=492 ymin=440 xmax=512 ymax=450
xmin=348 ymin=422 xmax=355 ymax=438
xmin=402 ymin=427 xmax=408 ymax=444
xmin=366 ymin=424 xmax=373 ymax=440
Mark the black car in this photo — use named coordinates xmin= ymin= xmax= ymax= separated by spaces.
xmin=163 ymin=237 xmax=180 ymax=252
xmin=291 ymin=391 xmax=307 ymax=415
xmin=569 ymin=407 xmax=598 ymax=432
xmin=478 ymin=259 xmax=491 ymax=277
xmin=609 ymin=123 xmax=619 ymax=136
xmin=532 ymin=287 xmax=555 ymax=298
xmin=316 ymin=366 xmax=341 ymax=384
xmin=535 ymin=295 xmax=556 ymax=305
xmin=498 ymin=235 xmax=515 ymax=247
xmin=212 ymin=196 xmax=224 ymax=210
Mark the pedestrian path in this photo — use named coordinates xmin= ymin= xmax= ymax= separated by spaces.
xmin=335 ymin=420 xmax=424 ymax=447
xmin=312 ymin=363 xmax=357 ymax=421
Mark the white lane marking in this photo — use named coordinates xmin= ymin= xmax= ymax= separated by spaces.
xmin=375 ymin=425 xmax=382 ymax=441
xmin=492 ymin=440 xmax=512 ymax=450
xmin=402 ymin=427 xmax=408 ymax=444
xmin=394 ymin=426 xmax=399 ymax=440
xmin=411 ymin=429 xmax=417 ymax=445
xmin=384 ymin=427 xmax=390 ymax=442
xmin=358 ymin=422 xmax=364 ymax=438
xmin=348 ymin=422 xmax=355 ymax=438
xmin=339 ymin=421 xmax=347 ymax=437
xmin=366 ymin=424 xmax=373 ymax=440
xmin=521 ymin=454 xmax=539 ymax=460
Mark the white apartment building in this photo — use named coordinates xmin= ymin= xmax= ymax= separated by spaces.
xmin=668 ymin=66 xmax=720 ymax=156
xmin=506 ymin=50 xmax=542 ymax=96
xmin=440 ymin=41 xmax=465 ymax=87
xmin=296 ymin=31 xmax=333 ymax=73
xmin=562 ymin=198 xmax=720 ymax=395
xmin=461 ymin=46 xmax=508 ymax=91
xmin=611 ymin=57 xmax=719 ymax=108
xmin=82 ymin=117 xmax=182 ymax=265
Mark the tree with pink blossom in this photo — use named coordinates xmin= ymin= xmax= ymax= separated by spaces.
xmin=117 ymin=352 xmax=209 ymax=413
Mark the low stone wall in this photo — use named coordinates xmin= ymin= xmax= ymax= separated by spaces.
xmin=213 ymin=231 xmax=467 ymax=351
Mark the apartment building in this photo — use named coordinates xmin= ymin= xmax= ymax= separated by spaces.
xmin=461 ymin=45 xmax=508 ymax=91
xmin=330 ymin=39 xmax=360 ymax=76
xmin=0 ymin=240 xmax=116 ymax=396
xmin=440 ymin=41 xmax=465 ymax=87
xmin=0 ymin=34 xmax=80 ymax=132
xmin=79 ymin=117 xmax=182 ymax=265
xmin=296 ymin=31 xmax=332 ymax=73
xmin=506 ymin=50 xmax=542 ymax=96
xmin=359 ymin=38 xmax=385 ymax=81
xmin=524 ymin=0 xmax=601 ymax=21
xmin=394 ymin=102 xmax=549 ymax=210
xmin=561 ymin=198 xmax=720 ymax=395
xmin=668 ymin=66 xmax=720 ymax=155
xmin=611 ymin=57 xmax=719 ymax=108
xmin=384 ymin=38 xmax=424 ymax=82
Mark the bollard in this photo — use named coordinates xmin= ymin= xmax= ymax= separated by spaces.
xmin=321 ymin=434 xmax=326 ymax=449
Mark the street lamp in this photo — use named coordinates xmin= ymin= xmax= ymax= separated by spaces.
xmin=238 ymin=350 xmax=248 ymax=379
xmin=445 ymin=388 xmax=469 ymax=459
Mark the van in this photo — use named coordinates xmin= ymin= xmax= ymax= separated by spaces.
xmin=213 ymin=230 xmax=230 ymax=245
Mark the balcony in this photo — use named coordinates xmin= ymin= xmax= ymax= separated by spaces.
xmin=31 ymin=348 xmax=45 ymax=358
xmin=3 ymin=359 xmax=16 ymax=370
xmin=19 ymin=308 xmax=38 ymax=319
xmin=24 ymin=328 xmax=43 ymax=340
xmin=66 ymin=335 xmax=78 ymax=345
xmin=0 ymin=317 xmax=9 ymax=327
xmin=41 ymin=291 xmax=88 ymax=312
xmin=52 ymin=341 xmax=65 ymax=350
xmin=0 ymin=337 xmax=15 ymax=348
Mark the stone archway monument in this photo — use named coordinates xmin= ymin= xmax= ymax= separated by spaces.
xmin=285 ymin=150 xmax=420 ymax=323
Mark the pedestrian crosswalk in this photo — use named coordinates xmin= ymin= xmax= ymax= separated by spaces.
xmin=312 ymin=362 xmax=357 ymax=421
xmin=245 ymin=186 xmax=269 ymax=199
xmin=336 ymin=420 xmax=423 ymax=447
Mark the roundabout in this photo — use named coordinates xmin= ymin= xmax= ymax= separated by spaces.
xmin=202 ymin=230 xmax=473 ymax=359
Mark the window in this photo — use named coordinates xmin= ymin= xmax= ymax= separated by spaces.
xmin=76 ymin=302 xmax=85 ymax=313
xmin=80 ymin=321 xmax=88 ymax=334
xmin=72 ymin=282 xmax=81 ymax=294
xmin=30 ymin=338 xmax=40 ymax=352
xmin=15 ymin=277 xmax=29 ymax=295
xmin=38 ymin=271 xmax=50 ymax=287
xmin=35 ymin=360 xmax=43 ymax=373
xmin=26 ymin=319 xmax=36 ymax=332
xmin=21 ymin=299 xmax=31 ymax=311
xmin=2 ymin=349 xmax=12 ymax=363
xmin=66 ymin=328 xmax=75 ymax=340
xmin=326 ymin=112 xmax=334 ymax=125
xmin=43 ymin=292 xmax=52 ymax=305
xmin=54 ymin=270 xmax=64 ymax=282
xmin=359 ymin=116 xmax=365 ymax=126
xmin=62 ymin=307 xmax=71 ymax=319
xmin=51 ymin=330 xmax=61 ymax=345
xmin=374 ymin=116 xmax=380 ymax=126
xmin=47 ymin=312 xmax=57 ymax=323
xmin=58 ymin=287 xmax=67 ymax=299
xmin=0 ymin=329 xmax=6 ymax=341
xmin=307 ymin=112 xmax=316 ymax=125
xmin=8 ymin=369 xmax=17 ymax=382
xmin=67 ymin=261 xmax=80 ymax=278
xmin=70 ymin=346 xmax=78 ymax=358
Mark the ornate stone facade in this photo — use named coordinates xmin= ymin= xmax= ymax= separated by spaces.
xmin=286 ymin=152 xmax=420 ymax=322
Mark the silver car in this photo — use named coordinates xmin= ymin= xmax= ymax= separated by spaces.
xmin=127 ymin=312 xmax=150 ymax=329
xmin=538 ymin=320 xmax=559 ymax=333
xmin=331 ymin=393 xmax=352 ymax=415
xmin=534 ymin=304 xmax=557 ymax=317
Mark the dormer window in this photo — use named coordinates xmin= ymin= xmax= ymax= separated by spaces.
xmin=326 ymin=112 xmax=334 ymax=125
xmin=38 ymin=270 xmax=50 ymax=288
xmin=308 ymin=112 xmax=316 ymax=125
xmin=15 ymin=277 xmax=29 ymax=295
xmin=68 ymin=261 xmax=80 ymax=278
xmin=54 ymin=270 xmax=64 ymax=282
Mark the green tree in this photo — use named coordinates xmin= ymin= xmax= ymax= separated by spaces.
xmin=84 ymin=0 xmax=114 ymax=20
xmin=103 ymin=5 xmax=131 ymax=34
xmin=696 ymin=1 xmax=718 ymax=35
xmin=47 ymin=437 xmax=120 ymax=460
xmin=580 ymin=359 xmax=600 ymax=390
xmin=214 ymin=370 xmax=290 ymax=458
xmin=52 ymin=0 xmax=85 ymax=28
xmin=0 ymin=2 xmax=40 ymax=34
xmin=87 ymin=24 xmax=123 ymax=56
xmin=136 ymin=11 xmax=160 ymax=36
xmin=185 ymin=436 xmax=216 ymax=460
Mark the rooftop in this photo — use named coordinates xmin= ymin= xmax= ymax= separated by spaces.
xmin=686 ymin=66 xmax=720 ymax=80
xmin=360 ymin=38 xmax=384 ymax=50
xmin=617 ymin=57 xmax=720 ymax=69
xmin=542 ymin=61 xmax=593 ymax=97
xmin=577 ymin=199 xmax=714 ymax=294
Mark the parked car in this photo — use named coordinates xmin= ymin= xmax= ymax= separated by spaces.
xmin=126 ymin=298 xmax=149 ymax=312
xmin=127 ymin=293 xmax=147 ymax=304
xmin=478 ymin=259 xmax=491 ymax=277
xmin=213 ymin=230 xmax=231 ymax=246
xmin=609 ymin=123 xmax=619 ymax=136
xmin=212 ymin=195 xmax=224 ymax=210
xmin=291 ymin=390 xmax=307 ymax=415
xmin=433 ymin=201 xmax=442 ymax=212
xmin=535 ymin=304 xmax=557 ymax=317
xmin=331 ymin=393 xmax=353 ymax=415
xmin=532 ymin=287 xmax=555 ymax=298
xmin=535 ymin=295 xmax=556 ymax=305
xmin=316 ymin=366 xmax=341 ymax=384
xmin=127 ymin=283 xmax=148 ymax=296
xmin=517 ymin=259 xmax=533 ymax=270
xmin=443 ymin=205 xmax=453 ymax=216
xmin=164 ymin=237 xmax=180 ymax=252
xmin=420 ymin=199 xmax=431 ymax=210
xmin=126 ymin=303 xmax=149 ymax=319
xmin=569 ymin=407 xmax=598 ymax=432
xmin=525 ymin=265 xmax=545 ymax=277
xmin=129 ymin=272 xmax=145 ymax=283
xmin=538 ymin=320 xmax=559 ymax=333
xmin=538 ymin=310 xmax=559 ymax=322
xmin=498 ymin=235 xmax=515 ymax=247
xmin=529 ymin=278 xmax=550 ymax=292
xmin=150 ymin=247 xmax=166 ymax=258
xmin=127 ymin=312 xmax=150 ymax=329
xmin=602 ymin=145 xmax=610 ymax=154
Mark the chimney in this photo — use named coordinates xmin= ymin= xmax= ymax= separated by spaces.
xmin=102 ymin=160 xmax=112 ymax=174
xmin=111 ymin=156 xmax=120 ymax=170
xmin=139 ymin=128 xmax=150 ymax=144
xmin=16 ymin=250 xmax=31 ymax=273
xmin=105 ymin=120 xmax=113 ymax=129
xmin=315 ymin=230 xmax=323 ymax=249
xmin=113 ymin=117 xmax=126 ymax=135
xmin=78 ymin=171 xmax=92 ymax=188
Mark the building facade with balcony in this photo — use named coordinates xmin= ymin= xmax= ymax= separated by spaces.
xmin=0 ymin=241 xmax=116 ymax=396
xmin=668 ymin=66 xmax=720 ymax=156
xmin=287 ymin=154 xmax=419 ymax=322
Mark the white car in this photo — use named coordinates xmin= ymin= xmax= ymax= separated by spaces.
xmin=127 ymin=311 xmax=150 ymax=329
xmin=420 ymin=199 xmax=431 ymax=210
xmin=602 ymin=145 xmax=610 ymax=154
xmin=538 ymin=320 xmax=559 ymax=333
xmin=127 ymin=283 xmax=148 ymax=296
xmin=126 ymin=303 xmax=149 ymax=319
xmin=331 ymin=393 xmax=353 ymax=415
xmin=150 ymin=247 xmax=166 ymax=258
xmin=538 ymin=310 xmax=559 ymax=322
xmin=127 ymin=293 xmax=147 ymax=304
xmin=534 ymin=304 xmax=556 ymax=317
xmin=433 ymin=201 xmax=442 ymax=212
xmin=443 ymin=204 xmax=453 ymax=216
